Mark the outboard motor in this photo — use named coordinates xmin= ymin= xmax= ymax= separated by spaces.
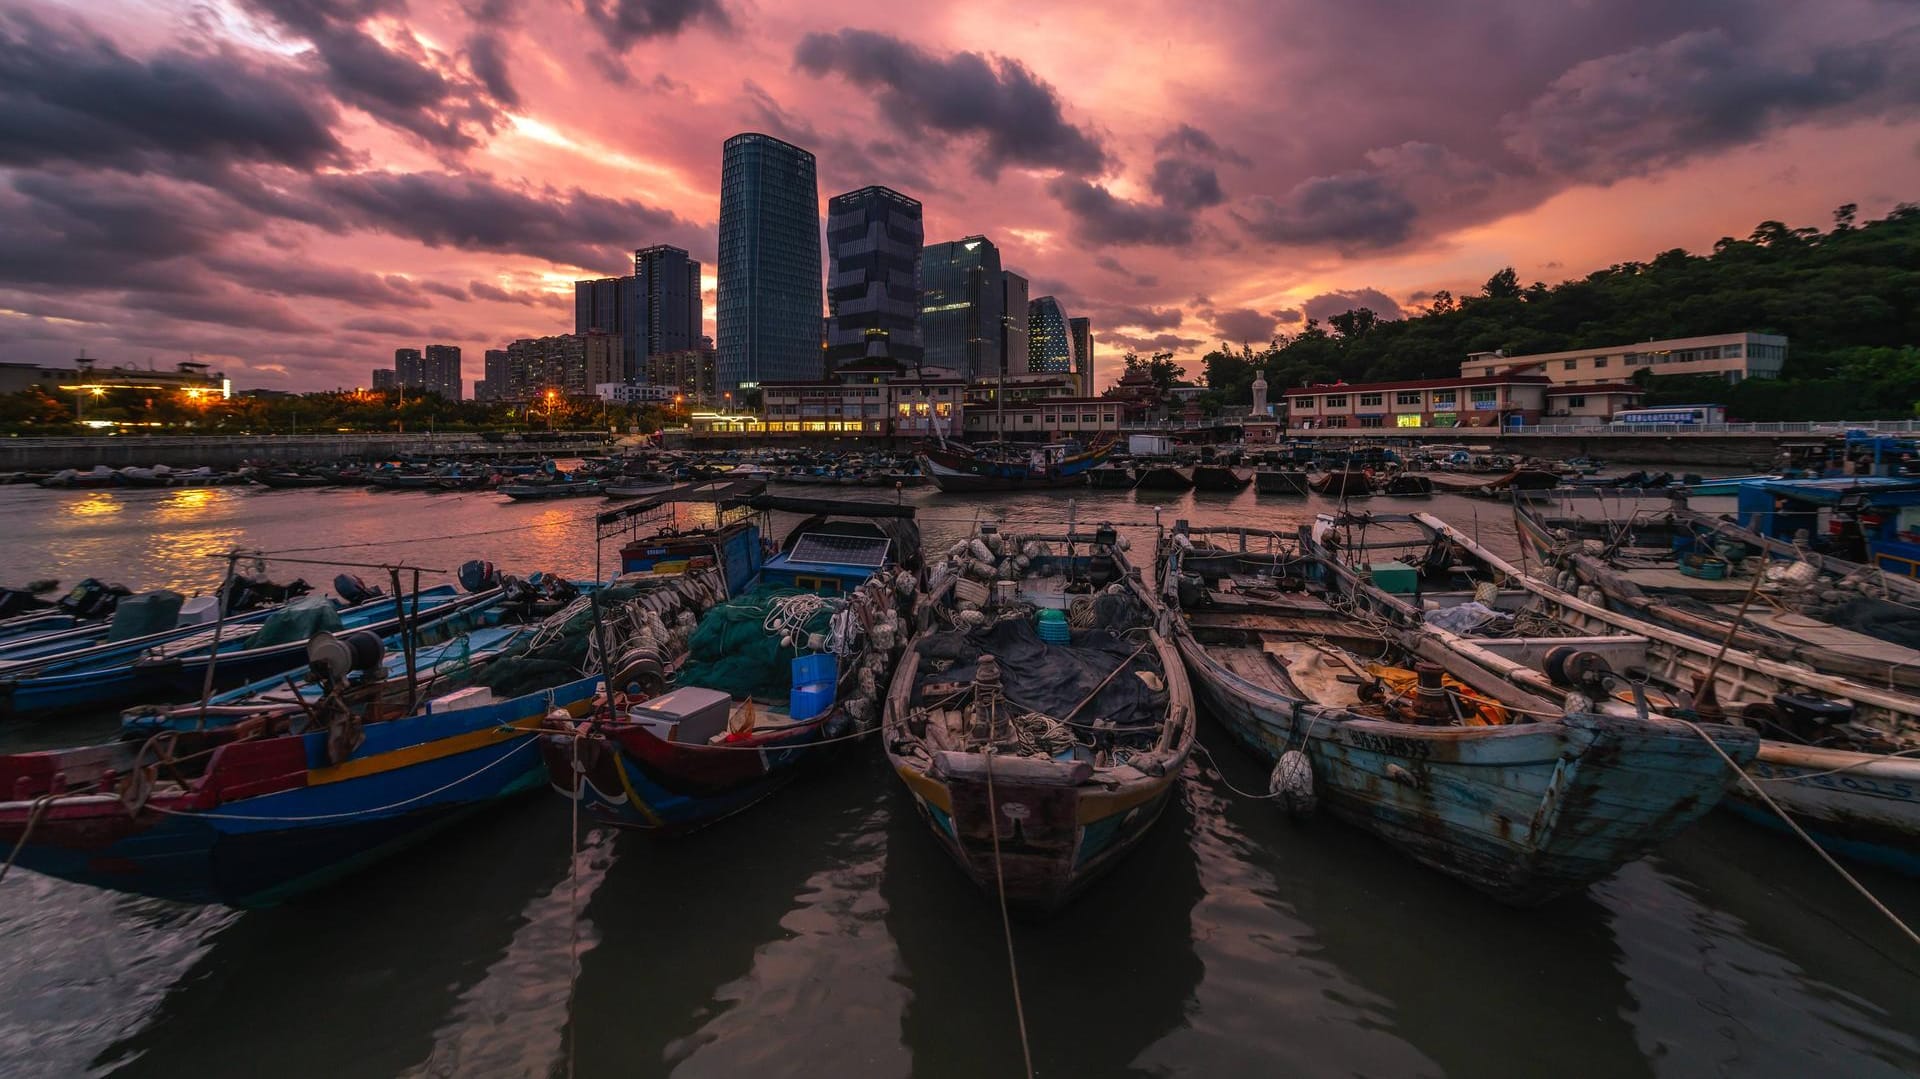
xmin=226 ymin=575 xmax=312 ymax=613
xmin=59 ymin=578 xmax=130 ymax=620
xmin=458 ymin=559 xmax=500 ymax=593
xmin=333 ymin=573 xmax=384 ymax=606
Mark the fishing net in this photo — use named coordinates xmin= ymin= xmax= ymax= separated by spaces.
xmin=244 ymin=595 xmax=343 ymax=648
xmin=475 ymin=583 xmax=650 ymax=700
xmin=675 ymin=585 xmax=836 ymax=702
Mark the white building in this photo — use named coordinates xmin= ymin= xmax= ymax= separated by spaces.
xmin=595 ymin=383 xmax=676 ymax=404
xmin=1460 ymin=332 xmax=1788 ymax=387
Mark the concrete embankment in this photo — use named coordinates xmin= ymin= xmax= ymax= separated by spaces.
xmin=0 ymin=432 xmax=611 ymax=472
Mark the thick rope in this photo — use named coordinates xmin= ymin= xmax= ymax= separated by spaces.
xmin=1190 ymin=741 xmax=1283 ymax=801
xmin=1677 ymin=717 xmax=1919 ymax=950
xmin=982 ymin=749 xmax=1035 ymax=1079
xmin=0 ymin=795 xmax=58 ymax=885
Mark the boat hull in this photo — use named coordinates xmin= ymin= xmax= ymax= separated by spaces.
xmin=917 ymin=447 xmax=1105 ymax=492
xmin=1178 ymin=633 xmax=1756 ymax=905
xmin=1254 ymin=469 xmax=1309 ymax=495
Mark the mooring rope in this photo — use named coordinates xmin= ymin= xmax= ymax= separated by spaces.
xmin=982 ymin=749 xmax=1035 ymax=1079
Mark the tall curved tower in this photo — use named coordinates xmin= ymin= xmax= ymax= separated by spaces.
xmin=717 ymin=133 xmax=821 ymax=390
xmin=1026 ymin=295 xmax=1073 ymax=376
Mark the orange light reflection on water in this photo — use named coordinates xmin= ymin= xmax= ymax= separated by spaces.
xmin=62 ymin=493 xmax=123 ymax=519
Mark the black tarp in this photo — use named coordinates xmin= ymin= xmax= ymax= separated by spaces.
xmin=911 ymin=616 xmax=1167 ymax=728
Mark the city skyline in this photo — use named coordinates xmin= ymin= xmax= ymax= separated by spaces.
xmin=1 ymin=2 xmax=1917 ymax=394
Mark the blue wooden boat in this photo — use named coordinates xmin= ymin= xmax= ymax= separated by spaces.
xmin=883 ymin=523 xmax=1195 ymax=911
xmin=1160 ymin=520 xmax=1757 ymax=906
xmin=548 ymin=489 xmax=917 ymax=833
xmin=917 ymin=438 xmax=1113 ymax=492
xmin=0 ymin=675 xmax=602 ymax=907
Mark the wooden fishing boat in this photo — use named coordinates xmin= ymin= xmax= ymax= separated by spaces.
xmin=253 ymin=469 xmax=335 ymax=489
xmin=1191 ymin=464 xmax=1252 ymax=491
xmin=1086 ymin=462 xmax=1138 ymax=489
xmin=1134 ymin=464 xmax=1195 ymax=491
xmin=917 ymin=438 xmax=1112 ymax=493
xmin=884 ymin=522 xmax=1194 ymax=911
xmin=1309 ymin=468 xmax=1372 ymax=497
xmin=501 ymin=478 xmax=603 ymax=499
xmin=1379 ymin=472 xmax=1434 ymax=497
xmin=1163 ymin=520 xmax=1758 ymax=905
xmin=547 ymin=492 xmax=917 ymax=832
xmin=1424 ymin=506 xmax=1920 ymax=875
xmin=0 ymin=673 xmax=604 ymax=907
xmin=1254 ymin=468 xmax=1309 ymax=496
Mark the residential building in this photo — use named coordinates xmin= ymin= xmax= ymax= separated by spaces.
xmin=1000 ymin=271 xmax=1029 ymax=376
xmin=476 ymin=348 xmax=509 ymax=401
xmin=596 ymin=383 xmax=677 ymax=404
xmin=716 ymin=132 xmax=822 ymax=390
xmin=584 ymin=331 xmax=625 ymax=388
xmin=574 ymin=276 xmax=636 ymax=367
xmin=1069 ymin=316 xmax=1093 ymax=395
xmin=503 ymin=334 xmax=588 ymax=399
xmin=634 ymin=245 xmax=704 ymax=368
xmin=825 ymin=186 xmax=924 ymax=373
xmin=645 ymin=344 xmax=719 ymax=403
xmin=423 ymin=344 xmax=462 ymax=399
xmin=1284 ymin=374 xmax=1592 ymax=429
xmin=921 ymin=235 xmax=1004 ymax=380
xmin=371 ymin=368 xmax=397 ymax=391
xmin=1459 ymin=332 xmax=1789 ymax=386
xmin=1027 ymin=296 xmax=1072 ymax=375
xmin=756 ymin=357 xmax=963 ymax=439
xmin=394 ymin=348 xmax=424 ymax=389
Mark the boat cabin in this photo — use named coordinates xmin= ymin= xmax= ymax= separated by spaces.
xmin=1735 ymin=476 xmax=1920 ymax=577
xmin=596 ymin=479 xmax=768 ymax=592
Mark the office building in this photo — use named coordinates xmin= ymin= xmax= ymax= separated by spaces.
xmin=1069 ymin=317 xmax=1093 ymax=396
xmin=1000 ymin=271 xmax=1029 ymax=378
xmin=371 ymin=368 xmax=397 ymax=391
xmin=584 ymin=331 xmax=625 ymax=388
xmin=824 ymin=186 xmax=923 ymax=373
xmin=921 ymin=235 xmax=1004 ymax=380
xmin=1027 ymin=296 xmax=1073 ymax=376
xmin=1458 ymin=332 xmax=1789 ymax=386
xmin=423 ymin=344 xmax=462 ymax=399
xmin=634 ymin=245 xmax=704 ymax=371
xmin=716 ymin=132 xmax=822 ymax=389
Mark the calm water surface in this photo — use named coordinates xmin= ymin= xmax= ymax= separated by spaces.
xmin=0 ymin=481 xmax=1913 ymax=1078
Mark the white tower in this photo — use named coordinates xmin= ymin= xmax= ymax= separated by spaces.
xmin=1252 ymin=372 xmax=1269 ymax=416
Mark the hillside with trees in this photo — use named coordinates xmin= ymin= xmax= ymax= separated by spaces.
xmin=1194 ymin=203 xmax=1920 ymax=421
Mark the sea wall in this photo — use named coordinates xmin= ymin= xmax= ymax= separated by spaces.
xmin=0 ymin=433 xmax=611 ymax=472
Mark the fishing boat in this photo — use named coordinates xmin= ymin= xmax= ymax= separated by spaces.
xmin=0 ymin=668 xmax=604 ymax=907
xmin=1191 ymin=463 xmax=1252 ymax=491
xmin=1379 ymin=472 xmax=1434 ymax=497
xmin=1438 ymin=506 xmax=1920 ymax=875
xmin=884 ymin=521 xmax=1194 ymax=910
xmin=1162 ymin=519 xmax=1758 ymax=905
xmin=501 ymin=477 xmax=603 ymax=499
xmin=1253 ymin=468 xmax=1309 ymax=496
xmin=917 ymin=438 xmax=1113 ymax=493
xmin=1087 ymin=462 xmax=1138 ymax=489
xmin=547 ymin=491 xmax=919 ymax=832
xmin=252 ymin=469 xmax=335 ymax=489
xmin=1309 ymin=468 xmax=1372 ymax=497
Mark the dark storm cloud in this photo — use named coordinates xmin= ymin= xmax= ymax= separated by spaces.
xmin=1211 ymin=308 xmax=1284 ymax=342
xmin=1504 ymin=27 xmax=1920 ymax=181
xmin=1105 ymin=331 xmax=1204 ymax=354
xmin=1092 ymin=256 xmax=1158 ymax=287
xmin=1148 ymin=159 xmax=1224 ymax=211
xmin=0 ymin=172 xmax=237 ymax=288
xmin=1303 ymin=288 xmax=1405 ymax=322
xmin=584 ymin=0 xmax=730 ymax=52
xmin=205 ymin=254 xmax=428 ymax=308
xmin=1274 ymin=307 xmax=1304 ymax=324
xmin=243 ymin=0 xmax=502 ymax=150
xmin=303 ymin=171 xmax=705 ymax=270
xmin=1236 ymin=172 xmax=1418 ymax=250
xmin=341 ymin=315 xmax=422 ymax=335
xmin=465 ymin=32 xmax=519 ymax=108
xmin=468 ymin=280 xmax=543 ymax=305
xmin=794 ymin=29 xmax=1107 ymax=178
xmin=1046 ymin=178 xmax=1197 ymax=246
xmin=419 ymin=280 xmax=472 ymax=302
xmin=0 ymin=10 xmax=344 ymax=171
xmin=1154 ymin=123 xmax=1250 ymax=167
xmin=1097 ymin=304 xmax=1184 ymax=331
xmin=124 ymin=288 xmax=321 ymax=334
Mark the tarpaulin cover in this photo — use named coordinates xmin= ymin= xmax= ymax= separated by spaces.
xmin=912 ymin=617 xmax=1167 ymax=728
xmin=1809 ymin=595 xmax=1920 ymax=651
xmin=244 ymin=595 xmax=342 ymax=648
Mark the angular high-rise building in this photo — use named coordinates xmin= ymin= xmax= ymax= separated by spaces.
xmin=1000 ymin=271 xmax=1029 ymax=378
xmin=1069 ymin=317 xmax=1093 ymax=396
xmin=921 ymin=235 xmax=1004 ymax=380
xmin=634 ymin=245 xmax=704 ymax=370
xmin=424 ymin=344 xmax=462 ymax=400
xmin=716 ymin=133 xmax=821 ymax=389
xmin=1028 ymin=296 xmax=1073 ymax=376
xmin=825 ymin=186 xmax=923 ymax=373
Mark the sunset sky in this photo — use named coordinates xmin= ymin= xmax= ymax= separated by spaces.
xmin=3 ymin=0 xmax=1918 ymax=392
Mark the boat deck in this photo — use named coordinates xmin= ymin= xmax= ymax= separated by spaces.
xmin=1745 ymin=609 xmax=1920 ymax=668
xmin=1613 ymin=565 xmax=1762 ymax=600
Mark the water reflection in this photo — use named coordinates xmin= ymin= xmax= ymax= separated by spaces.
xmin=92 ymin=800 xmax=574 ymax=1078
xmin=62 ymin=493 xmax=122 ymax=519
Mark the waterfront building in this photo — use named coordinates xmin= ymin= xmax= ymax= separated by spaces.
xmin=1069 ymin=316 xmax=1093 ymax=395
xmin=1027 ymin=296 xmax=1073 ymax=376
xmin=921 ymin=235 xmax=1005 ymax=380
xmin=645 ymin=344 xmax=720 ymax=404
xmin=825 ymin=186 xmax=924 ymax=374
xmin=634 ymin=245 xmax=704 ymax=367
xmin=717 ymin=132 xmax=822 ymax=390
xmin=1459 ymin=332 xmax=1788 ymax=386
xmin=961 ymin=394 xmax=1123 ymax=440
xmin=756 ymin=358 xmax=963 ymax=439
xmin=1000 ymin=271 xmax=1029 ymax=376
xmin=1284 ymin=373 xmax=1643 ymax=429
xmin=595 ymin=383 xmax=677 ymax=404
xmin=20 ymin=357 xmax=243 ymax=400
xmin=423 ymin=344 xmax=462 ymax=400
xmin=371 ymin=368 xmax=396 ymax=391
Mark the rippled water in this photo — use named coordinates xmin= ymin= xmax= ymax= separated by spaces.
xmin=0 ymin=481 xmax=1914 ymax=1078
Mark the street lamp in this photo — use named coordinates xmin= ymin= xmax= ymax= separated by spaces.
xmin=723 ymin=391 xmax=732 ymax=415
xmin=545 ymin=388 xmax=558 ymax=430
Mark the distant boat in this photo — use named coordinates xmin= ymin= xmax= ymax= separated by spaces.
xmin=1254 ymin=468 xmax=1309 ymax=496
xmin=1309 ymin=468 xmax=1372 ymax=497
xmin=1191 ymin=464 xmax=1252 ymax=491
xmin=1134 ymin=464 xmax=1196 ymax=491
xmin=917 ymin=438 xmax=1112 ymax=493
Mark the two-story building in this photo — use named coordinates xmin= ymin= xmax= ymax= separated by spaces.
xmin=1460 ymin=332 xmax=1787 ymax=386
xmin=962 ymin=396 xmax=1125 ymax=440
xmin=756 ymin=358 xmax=965 ymax=440
xmin=1287 ymin=374 xmax=1553 ymax=430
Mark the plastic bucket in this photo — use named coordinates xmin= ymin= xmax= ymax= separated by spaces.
xmin=792 ymin=652 xmax=837 ymax=687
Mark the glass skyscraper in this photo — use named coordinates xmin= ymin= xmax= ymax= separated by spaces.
xmin=634 ymin=244 xmax=703 ymax=368
xmin=921 ymin=235 xmax=1004 ymax=380
xmin=1000 ymin=271 xmax=1029 ymax=378
xmin=1027 ymin=295 xmax=1073 ymax=376
xmin=826 ymin=186 xmax=923 ymax=373
xmin=717 ymin=133 xmax=822 ymax=389
xmin=1069 ymin=317 xmax=1093 ymax=395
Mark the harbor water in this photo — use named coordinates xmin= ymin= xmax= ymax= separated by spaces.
xmin=0 ymin=481 xmax=1914 ymax=1078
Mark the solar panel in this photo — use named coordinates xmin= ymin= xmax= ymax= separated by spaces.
xmin=789 ymin=532 xmax=892 ymax=568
